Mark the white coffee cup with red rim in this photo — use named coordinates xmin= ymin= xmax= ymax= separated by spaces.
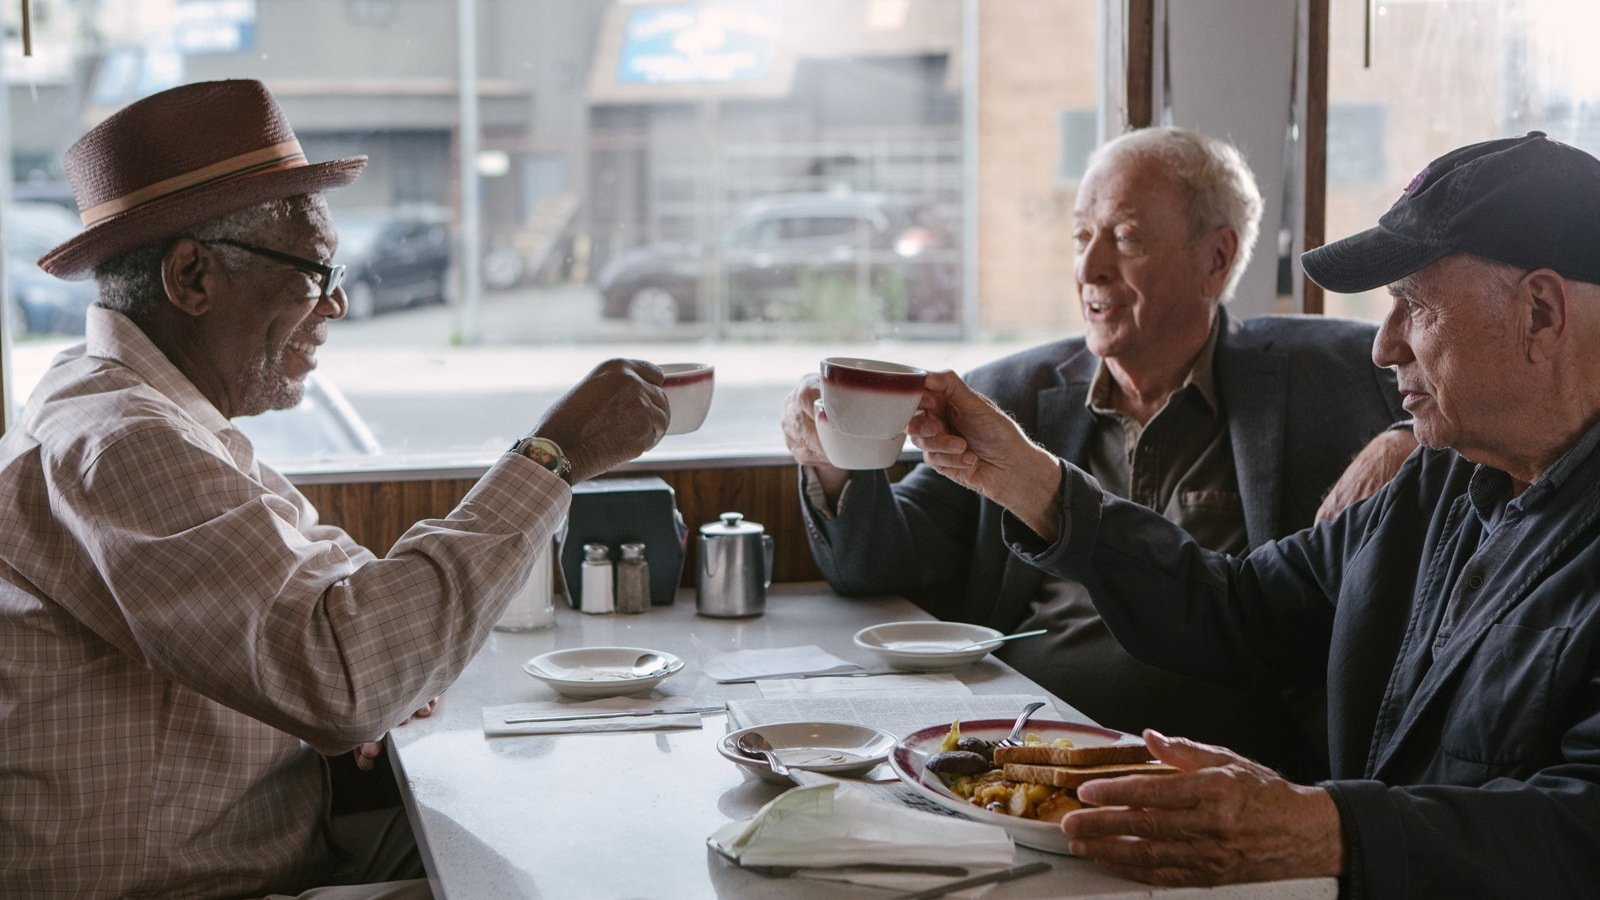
xmin=813 ymin=399 xmax=906 ymax=470
xmin=661 ymin=363 xmax=715 ymax=435
xmin=818 ymin=357 xmax=927 ymax=439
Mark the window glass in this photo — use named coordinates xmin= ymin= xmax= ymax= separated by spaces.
xmin=1324 ymin=0 xmax=1599 ymax=320
xmin=2 ymin=0 xmax=1101 ymax=471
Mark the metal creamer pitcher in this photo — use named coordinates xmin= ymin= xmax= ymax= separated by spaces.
xmin=696 ymin=512 xmax=773 ymax=617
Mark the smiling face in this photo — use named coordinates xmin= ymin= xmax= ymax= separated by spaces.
xmin=1072 ymin=155 xmax=1229 ymax=374
xmin=208 ymin=198 xmax=345 ymax=417
xmin=1372 ymin=254 xmax=1524 ymax=459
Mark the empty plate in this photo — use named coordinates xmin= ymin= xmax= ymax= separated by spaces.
xmin=719 ymin=721 xmax=897 ymax=785
xmin=522 ymin=646 xmax=684 ymax=699
xmin=852 ymin=621 xmax=1005 ymax=672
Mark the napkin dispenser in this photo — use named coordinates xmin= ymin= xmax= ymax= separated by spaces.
xmin=558 ymin=477 xmax=686 ymax=608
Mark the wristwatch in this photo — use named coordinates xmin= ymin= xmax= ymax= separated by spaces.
xmin=510 ymin=434 xmax=572 ymax=484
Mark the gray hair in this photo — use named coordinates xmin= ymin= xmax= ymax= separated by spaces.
xmin=1085 ymin=126 xmax=1264 ymax=301
xmin=93 ymin=195 xmax=327 ymax=319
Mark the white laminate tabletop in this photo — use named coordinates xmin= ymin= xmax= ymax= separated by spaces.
xmin=388 ymin=583 xmax=1336 ymax=900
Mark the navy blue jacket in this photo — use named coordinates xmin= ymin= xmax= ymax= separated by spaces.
xmin=1015 ymin=423 xmax=1600 ymax=898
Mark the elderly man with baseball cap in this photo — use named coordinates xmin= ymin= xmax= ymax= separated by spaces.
xmin=894 ymin=131 xmax=1600 ymax=896
xmin=0 ymin=81 xmax=668 ymax=898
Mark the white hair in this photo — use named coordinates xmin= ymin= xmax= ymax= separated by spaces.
xmin=1085 ymin=127 xmax=1264 ymax=301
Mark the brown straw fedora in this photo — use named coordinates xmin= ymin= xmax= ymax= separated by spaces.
xmin=39 ymin=79 xmax=366 ymax=280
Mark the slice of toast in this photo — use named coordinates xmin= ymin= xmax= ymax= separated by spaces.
xmin=992 ymin=742 xmax=1154 ymax=767
xmin=1002 ymin=761 xmax=1180 ymax=788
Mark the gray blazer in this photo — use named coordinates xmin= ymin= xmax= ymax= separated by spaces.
xmin=802 ymin=311 xmax=1404 ymax=772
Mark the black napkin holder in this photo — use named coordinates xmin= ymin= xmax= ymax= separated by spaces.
xmin=558 ymin=476 xmax=686 ymax=608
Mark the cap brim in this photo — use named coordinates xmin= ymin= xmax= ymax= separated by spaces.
xmin=38 ymin=156 xmax=367 ymax=281
xmin=1301 ymin=224 xmax=1451 ymax=294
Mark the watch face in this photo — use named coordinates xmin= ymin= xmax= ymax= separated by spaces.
xmin=519 ymin=437 xmax=570 ymax=481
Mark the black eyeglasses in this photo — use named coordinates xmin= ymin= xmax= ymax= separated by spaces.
xmin=203 ymin=238 xmax=347 ymax=302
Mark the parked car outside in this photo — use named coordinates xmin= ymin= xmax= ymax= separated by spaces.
xmin=5 ymin=201 xmax=97 ymax=337
xmin=596 ymin=192 xmax=959 ymax=329
xmin=332 ymin=206 xmax=453 ymax=320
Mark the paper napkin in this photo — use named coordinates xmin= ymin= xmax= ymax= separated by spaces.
xmin=482 ymin=696 xmax=721 ymax=736
xmin=708 ymin=780 xmax=1015 ymax=892
xmin=701 ymin=645 xmax=862 ymax=682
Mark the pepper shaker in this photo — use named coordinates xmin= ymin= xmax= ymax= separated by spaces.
xmin=615 ymin=542 xmax=651 ymax=614
xmin=580 ymin=543 xmax=615 ymax=615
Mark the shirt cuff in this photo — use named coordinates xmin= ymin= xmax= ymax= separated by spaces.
xmin=800 ymin=465 xmax=851 ymax=520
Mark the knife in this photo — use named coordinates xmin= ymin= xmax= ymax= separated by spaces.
xmin=715 ymin=669 xmax=899 ymax=684
xmin=888 ymin=861 xmax=1052 ymax=900
xmin=503 ymin=705 xmax=725 ymax=724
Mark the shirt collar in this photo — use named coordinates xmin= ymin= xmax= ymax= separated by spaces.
xmin=84 ymin=305 xmax=234 ymax=437
xmin=1466 ymin=416 xmax=1600 ymax=523
xmin=1087 ymin=314 xmax=1222 ymax=416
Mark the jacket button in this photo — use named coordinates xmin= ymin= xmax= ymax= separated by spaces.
xmin=1466 ymin=574 xmax=1484 ymax=591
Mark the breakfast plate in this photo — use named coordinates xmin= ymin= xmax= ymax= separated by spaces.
xmin=719 ymin=721 xmax=897 ymax=785
xmin=852 ymin=621 xmax=1005 ymax=671
xmin=522 ymin=646 xmax=684 ymax=699
xmin=888 ymin=718 xmax=1146 ymax=854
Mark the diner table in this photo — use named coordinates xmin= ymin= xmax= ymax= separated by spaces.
xmin=387 ymin=582 xmax=1337 ymax=900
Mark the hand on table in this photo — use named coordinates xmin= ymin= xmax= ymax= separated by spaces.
xmin=1060 ymin=730 xmax=1344 ymax=886
xmin=352 ymin=698 xmax=439 ymax=772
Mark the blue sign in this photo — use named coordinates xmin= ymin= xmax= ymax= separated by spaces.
xmin=617 ymin=3 xmax=779 ymax=85
xmin=176 ymin=0 xmax=258 ymax=55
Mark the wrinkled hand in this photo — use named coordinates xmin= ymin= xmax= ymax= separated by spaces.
xmin=911 ymin=370 xmax=1063 ymax=539
xmin=353 ymin=698 xmax=439 ymax=772
xmin=1316 ymin=427 xmax=1418 ymax=522
xmin=779 ymin=373 xmax=853 ymax=506
xmin=533 ymin=359 xmax=669 ymax=483
xmin=1061 ymin=730 xmax=1344 ymax=886
xmin=779 ymin=373 xmax=830 ymax=467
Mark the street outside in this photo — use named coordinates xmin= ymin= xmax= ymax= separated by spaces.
xmin=7 ymin=282 xmax=1056 ymax=469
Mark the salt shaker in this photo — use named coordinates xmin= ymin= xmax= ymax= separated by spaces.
xmin=615 ymin=542 xmax=651 ymax=614
xmin=580 ymin=543 xmax=615 ymax=614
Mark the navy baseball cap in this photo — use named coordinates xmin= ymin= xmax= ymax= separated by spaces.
xmin=1302 ymin=132 xmax=1600 ymax=293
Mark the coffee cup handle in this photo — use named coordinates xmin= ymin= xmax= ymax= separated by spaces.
xmin=761 ymin=535 xmax=774 ymax=589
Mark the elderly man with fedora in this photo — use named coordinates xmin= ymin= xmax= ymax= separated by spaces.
xmin=902 ymin=131 xmax=1600 ymax=896
xmin=0 ymin=81 xmax=667 ymax=898
xmin=782 ymin=126 xmax=1411 ymax=779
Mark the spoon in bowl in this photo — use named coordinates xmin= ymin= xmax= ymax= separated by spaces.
xmin=954 ymin=628 xmax=1049 ymax=652
xmin=630 ymin=652 xmax=670 ymax=678
xmin=737 ymin=731 xmax=791 ymax=777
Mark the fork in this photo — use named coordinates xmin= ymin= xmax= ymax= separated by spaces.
xmin=996 ymin=700 xmax=1047 ymax=748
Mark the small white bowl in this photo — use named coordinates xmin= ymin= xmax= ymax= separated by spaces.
xmin=522 ymin=646 xmax=684 ymax=699
xmin=852 ymin=621 xmax=1005 ymax=672
xmin=814 ymin=399 xmax=905 ymax=470
xmin=718 ymin=721 xmax=897 ymax=785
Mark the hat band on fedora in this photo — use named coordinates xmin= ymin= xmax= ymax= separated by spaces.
xmin=79 ymin=139 xmax=309 ymax=227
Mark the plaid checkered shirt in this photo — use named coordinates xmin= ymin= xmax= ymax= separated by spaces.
xmin=0 ymin=307 xmax=568 ymax=898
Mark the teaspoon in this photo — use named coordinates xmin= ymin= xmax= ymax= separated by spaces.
xmin=955 ymin=628 xmax=1049 ymax=652
xmin=736 ymin=731 xmax=791 ymax=777
xmin=630 ymin=652 xmax=670 ymax=678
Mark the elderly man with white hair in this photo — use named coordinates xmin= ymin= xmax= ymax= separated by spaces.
xmin=907 ymin=131 xmax=1600 ymax=896
xmin=781 ymin=126 xmax=1411 ymax=778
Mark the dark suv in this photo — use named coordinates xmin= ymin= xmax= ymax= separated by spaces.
xmin=332 ymin=207 xmax=452 ymax=320
xmin=597 ymin=193 xmax=959 ymax=329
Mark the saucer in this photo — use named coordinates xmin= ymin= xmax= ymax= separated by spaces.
xmin=852 ymin=621 xmax=1005 ymax=672
xmin=522 ymin=646 xmax=684 ymax=699
xmin=719 ymin=721 xmax=897 ymax=785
